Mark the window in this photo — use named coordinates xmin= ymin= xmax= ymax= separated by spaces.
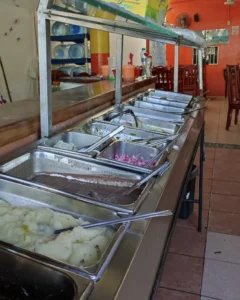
xmin=193 ymin=47 xmax=219 ymax=65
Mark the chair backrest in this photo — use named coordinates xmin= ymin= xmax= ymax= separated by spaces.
xmin=226 ymin=65 xmax=236 ymax=105
xmin=152 ymin=66 xmax=171 ymax=91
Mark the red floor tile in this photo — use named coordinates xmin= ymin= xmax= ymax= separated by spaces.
xmin=214 ymin=160 xmax=240 ymax=182
xmin=177 ymin=209 xmax=209 ymax=231
xmin=209 ymin=210 xmax=240 ymax=236
xmin=211 ymin=193 xmax=240 ymax=214
xmin=195 ymin=178 xmax=212 ymax=194
xmin=156 ymin=288 xmax=200 ymax=300
xmin=215 ymin=148 xmax=240 ymax=162
xmin=212 ymin=180 xmax=240 ymax=197
xmin=203 ymin=168 xmax=214 ymax=179
xmin=194 ymin=193 xmax=211 ymax=210
xmin=169 ymin=226 xmax=206 ymax=258
xmin=160 ymin=253 xmax=203 ymax=294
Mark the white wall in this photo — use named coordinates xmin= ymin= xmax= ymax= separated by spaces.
xmin=110 ymin=34 xmax=146 ymax=66
xmin=0 ymin=3 xmax=37 ymax=102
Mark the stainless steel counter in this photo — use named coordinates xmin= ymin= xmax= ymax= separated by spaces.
xmin=0 ymin=90 xmax=204 ymax=300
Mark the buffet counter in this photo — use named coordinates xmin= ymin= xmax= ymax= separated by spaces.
xmin=0 ymin=87 xmax=204 ymax=300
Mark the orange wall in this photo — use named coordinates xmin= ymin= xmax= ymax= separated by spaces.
xmin=166 ymin=0 xmax=240 ymax=96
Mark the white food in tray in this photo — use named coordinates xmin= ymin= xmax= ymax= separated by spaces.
xmin=0 ymin=206 xmax=115 ymax=268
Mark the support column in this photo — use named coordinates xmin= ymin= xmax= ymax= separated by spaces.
xmin=90 ymin=11 xmax=115 ymax=75
xmin=198 ymin=48 xmax=203 ymax=97
xmin=174 ymin=44 xmax=179 ymax=93
xmin=115 ymin=34 xmax=123 ymax=109
xmin=38 ymin=1 xmax=52 ymax=138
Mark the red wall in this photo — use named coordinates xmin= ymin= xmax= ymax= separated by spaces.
xmin=166 ymin=0 xmax=240 ymax=96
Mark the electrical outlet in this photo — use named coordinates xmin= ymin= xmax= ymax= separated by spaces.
xmin=227 ymin=20 xmax=231 ymax=25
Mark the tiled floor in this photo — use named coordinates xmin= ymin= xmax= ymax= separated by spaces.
xmin=157 ymin=97 xmax=240 ymax=300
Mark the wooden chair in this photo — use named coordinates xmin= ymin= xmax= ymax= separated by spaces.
xmin=226 ymin=65 xmax=240 ymax=130
xmin=152 ymin=66 xmax=172 ymax=91
xmin=181 ymin=65 xmax=198 ymax=96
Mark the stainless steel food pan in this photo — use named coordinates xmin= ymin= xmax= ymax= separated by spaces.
xmin=97 ymin=141 xmax=164 ymax=171
xmin=38 ymin=132 xmax=101 ymax=157
xmin=120 ymin=105 xmax=184 ymax=122
xmin=0 ymin=245 xmax=93 ymax=300
xmin=75 ymin=121 xmax=168 ymax=144
xmin=97 ymin=114 xmax=180 ymax=135
xmin=0 ymin=178 xmax=129 ymax=280
xmin=130 ymin=100 xmax=185 ymax=114
xmin=141 ymin=96 xmax=188 ymax=109
xmin=0 ymin=150 xmax=151 ymax=213
xmin=145 ymin=89 xmax=193 ymax=103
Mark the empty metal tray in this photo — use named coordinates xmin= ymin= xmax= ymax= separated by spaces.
xmin=97 ymin=114 xmax=180 ymax=135
xmin=141 ymin=96 xmax=188 ymax=109
xmin=0 ymin=178 xmax=129 ymax=280
xmin=129 ymin=100 xmax=186 ymax=114
xmin=75 ymin=121 xmax=168 ymax=146
xmin=98 ymin=141 xmax=164 ymax=171
xmin=146 ymin=89 xmax=193 ymax=104
xmin=0 ymin=150 xmax=151 ymax=213
xmin=114 ymin=105 xmax=184 ymax=122
xmin=38 ymin=132 xmax=101 ymax=157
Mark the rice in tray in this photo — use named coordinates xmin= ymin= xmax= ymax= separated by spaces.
xmin=0 ymin=206 xmax=115 ymax=268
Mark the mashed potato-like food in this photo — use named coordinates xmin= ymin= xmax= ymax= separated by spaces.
xmin=0 ymin=206 xmax=115 ymax=267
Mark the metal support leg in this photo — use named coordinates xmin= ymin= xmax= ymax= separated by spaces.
xmin=198 ymin=123 xmax=205 ymax=232
xmin=173 ymin=44 xmax=179 ymax=93
xmin=115 ymin=34 xmax=123 ymax=110
xmin=198 ymin=48 xmax=203 ymax=97
xmin=38 ymin=8 xmax=52 ymax=138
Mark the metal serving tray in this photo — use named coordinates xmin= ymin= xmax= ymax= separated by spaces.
xmin=40 ymin=132 xmax=101 ymax=150
xmin=75 ymin=121 xmax=168 ymax=147
xmin=120 ymin=105 xmax=184 ymax=122
xmin=129 ymin=100 xmax=185 ymax=114
xmin=0 ymin=150 xmax=152 ymax=213
xmin=98 ymin=114 xmax=180 ymax=135
xmin=0 ymin=178 xmax=129 ymax=281
xmin=145 ymin=89 xmax=193 ymax=103
xmin=0 ymin=245 xmax=92 ymax=300
xmin=140 ymin=96 xmax=188 ymax=109
xmin=97 ymin=141 xmax=164 ymax=171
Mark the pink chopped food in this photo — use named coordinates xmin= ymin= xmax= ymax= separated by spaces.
xmin=113 ymin=154 xmax=156 ymax=167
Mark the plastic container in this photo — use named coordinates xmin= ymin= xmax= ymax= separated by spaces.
xmin=101 ymin=65 xmax=109 ymax=79
xmin=108 ymin=57 xmax=116 ymax=80
xmin=70 ymin=66 xmax=86 ymax=76
xmin=52 ymin=22 xmax=69 ymax=36
xmin=61 ymin=0 xmax=97 ymax=16
xmin=58 ymin=66 xmax=74 ymax=76
xmin=68 ymin=25 xmax=84 ymax=35
xmin=179 ymin=165 xmax=198 ymax=220
xmin=69 ymin=44 xmax=85 ymax=58
xmin=53 ymin=45 xmax=70 ymax=59
xmin=140 ymin=48 xmax=146 ymax=64
xmin=123 ymin=65 xmax=135 ymax=82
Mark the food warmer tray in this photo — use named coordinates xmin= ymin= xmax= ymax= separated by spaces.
xmin=0 ymin=177 xmax=130 ymax=281
xmin=0 ymin=150 xmax=154 ymax=214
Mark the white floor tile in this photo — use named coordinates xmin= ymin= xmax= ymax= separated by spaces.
xmin=202 ymin=259 xmax=240 ymax=300
xmin=206 ymin=232 xmax=240 ymax=264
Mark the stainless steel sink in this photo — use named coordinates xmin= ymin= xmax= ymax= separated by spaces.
xmin=0 ymin=245 xmax=92 ymax=300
